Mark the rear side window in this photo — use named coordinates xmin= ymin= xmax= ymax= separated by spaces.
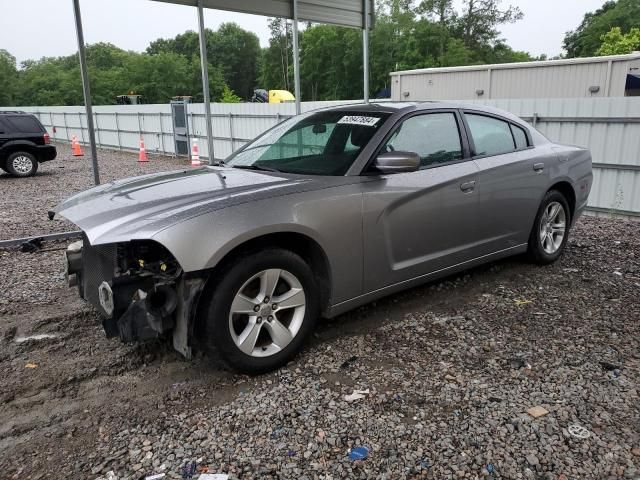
xmin=383 ymin=113 xmax=463 ymax=169
xmin=466 ymin=114 xmax=515 ymax=157
xmin=7 ymin=115 xmax=44 ymax=133
xmin=511 ymin=124 xmax=529 ymax=149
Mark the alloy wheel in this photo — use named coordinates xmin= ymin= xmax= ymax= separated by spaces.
xmin=12 ymin=156 xmax=33 ymax=174
xmin=228 ymin=268 xmax=306 ymax=357
xmin=539 ymin=201 xmax=566 ymax=254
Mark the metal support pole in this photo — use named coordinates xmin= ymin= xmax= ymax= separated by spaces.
xmin=197 ymin=0 xmax=215 ymax=163
xmin=72 ymin=0 xmax=100 ymax=185
xmin=363 ymin=0 xmax=370 ymax=104
xmin=292 ymin=0 xmax=301 ymax=115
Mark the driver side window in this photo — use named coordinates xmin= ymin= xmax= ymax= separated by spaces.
xmin=384 ymin=113 xmax=463 ymax=169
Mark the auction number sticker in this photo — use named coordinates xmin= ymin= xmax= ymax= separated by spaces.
xmin=338 ymin=115 xmax=381 ymax=127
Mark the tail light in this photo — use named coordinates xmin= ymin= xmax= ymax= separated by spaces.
xmin=44 ymin=132 xmax=50 ymax=144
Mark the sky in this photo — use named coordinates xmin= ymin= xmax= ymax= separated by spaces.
xmin=0 ymin=0 xmax=608 ymax=65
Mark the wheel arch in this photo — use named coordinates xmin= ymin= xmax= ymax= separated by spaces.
xmin=547 ymin=180 xmax=576 ymax=222
xmin=199 ymin=231 xmax=333 ymax=316
xmin=0 ymin=141 xmax=39 ymax=160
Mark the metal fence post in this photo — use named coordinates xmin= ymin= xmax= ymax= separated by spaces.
xmin=50 ymin=112 xmax=55 ymax=141
xmin=62 ymin=112 xmax=69 ymax=142
xmin=114 ymin=112 xmax=122 ymax=150
xmin=159 ymin=113 xmax=166 ymax=155
xmin=94 ymin=112 xmax=101 ymax=147
xmin=79 ymin=112 xmax=85 ymax=143
xmin=228 ymin=112 xmax=234 ymax=152
xmin=533 ymin=112 xmax=539 ymax=128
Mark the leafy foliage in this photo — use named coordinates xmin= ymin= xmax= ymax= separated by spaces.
xmin=596 ymin=27 xmax=640 ymax=55
xmin=220 ymin=85 xmax=242 ymax=103
xmin=12 ymin=0 xmax=634 ymax=106
xmin=564 ymin=0 xmax=640 ymax=58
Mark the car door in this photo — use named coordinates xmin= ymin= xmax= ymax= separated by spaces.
xmin=462 ymin=111 xmax=551 ymax=255
xmin=361 ymin=110 xmax=480 ymax=292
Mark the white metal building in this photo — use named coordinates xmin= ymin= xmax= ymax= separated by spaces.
xmin=390 ymin=53 xmax=640 ymax=101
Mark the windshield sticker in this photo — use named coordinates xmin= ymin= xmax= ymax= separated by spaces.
xmin=338 ymin=115 xmax=381 ymax=127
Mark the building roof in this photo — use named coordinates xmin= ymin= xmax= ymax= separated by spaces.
xmin=390 ymin=52 xmax=640 ymax=77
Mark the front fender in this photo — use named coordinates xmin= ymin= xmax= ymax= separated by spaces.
xmin=151 ymin=185 xmax=366 ymax=305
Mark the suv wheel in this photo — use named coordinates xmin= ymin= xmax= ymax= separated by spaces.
xmin=528 ymin=190 xmax=570 ymax=264
xmin=6 ymin=151 xmax=38 ymax=177
xmin=199 ymin=248 xmax=319 ymax=374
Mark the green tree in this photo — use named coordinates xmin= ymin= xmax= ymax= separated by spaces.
xmin=0 ymin=49 xmax=18 ymax=106
xmin=455 ymin=0 xmax=523 ymax=53
xmin=596 ymin=27 xmax=640 ymax=55
xmin=260 ymin=18 xmax=293 ymax=91
xmin=564 ymin=0 xmax=640 ymax=57
xmin=148 ymin=24 xmax=260 ymax=99
xmin=220 ymin=84 xmax=242 ymax=103
xmin=210 ymin=23 xmax=261 ymax=98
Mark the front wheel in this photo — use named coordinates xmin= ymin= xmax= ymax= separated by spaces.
xmin=198 ymin=249 xmax=319 ymax=374
xmin=527 ymin=190 xmax=570 ymax=264
xmin=6 ymin=151 xmax=38 ymax=177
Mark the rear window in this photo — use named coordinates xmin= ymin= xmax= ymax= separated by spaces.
xmin=7 ymin=115 xmax=44 ymax=133
xmin=466 ymin=113 xmax=515 ymax=157
xmin=511 ymin=124 xmax=529 ymax=149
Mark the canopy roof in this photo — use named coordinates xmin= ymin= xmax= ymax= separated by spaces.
xmin=151 ymin=0 xmax=374 ymax=28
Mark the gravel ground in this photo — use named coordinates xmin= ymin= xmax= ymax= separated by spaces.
xmin=1 ymin=215 xmax=639 ymax=479
xmin=0 ymin=143 xmax=189 ymax=240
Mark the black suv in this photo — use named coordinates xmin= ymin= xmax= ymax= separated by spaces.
xmin=0 ymin=111 xmax=57 ymax=177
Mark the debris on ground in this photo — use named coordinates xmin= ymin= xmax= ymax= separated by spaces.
xmin=526 ymin=406 xmax=549 ymax=418
xmin=340 ymin=355 xmax=358 ymax=369
xmin=14 ymin=333 xmax=59 ymax=344
xmin=568 ymin=424 xmax=591 ymax=439
xmin=24 ymin=363 xmax=38 ymax=369
xmin=344 ymin=389 xmax=370 ymax=402
xmin=144 ymin=473 xmax=165 ymax=480
xmin=514 ymin=299 xmax=533 ymax=306
xmin=348 ymin=446 xmax=370 ymax=461
xmin=198 ymin=475 xmax=229 ymax=480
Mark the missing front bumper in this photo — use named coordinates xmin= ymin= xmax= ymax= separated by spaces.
xmin=64 ymin=239 xmax=207 ymax=357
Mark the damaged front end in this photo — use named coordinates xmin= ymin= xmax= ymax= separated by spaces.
xmin=64 ymin=236 xmax=206 ymax=358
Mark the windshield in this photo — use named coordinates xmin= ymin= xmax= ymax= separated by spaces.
xmin=225 ymin=110 xmax=391 ymax=175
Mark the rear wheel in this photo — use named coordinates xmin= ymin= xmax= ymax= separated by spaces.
xmin=6 ymin=151 xmax=38 ymax=177
xmin=199 ymin=248 xmax=319 ymax=374
xmin=528 ymin=190 xmax=570 ymax=264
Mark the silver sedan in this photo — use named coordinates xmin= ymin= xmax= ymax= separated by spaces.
xmin=55 ymin=102 xmax=592 ymax=373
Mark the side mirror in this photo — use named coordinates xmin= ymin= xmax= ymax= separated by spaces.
xmin=373 ymin=151 xmax=420 ymax=173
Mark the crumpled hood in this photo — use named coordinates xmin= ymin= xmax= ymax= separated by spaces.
xmin=54 ymin=166 xmax=356 ymax=245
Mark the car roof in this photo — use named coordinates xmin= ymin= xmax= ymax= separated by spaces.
xmin=315 ymin=101 xmax=527 ymax=126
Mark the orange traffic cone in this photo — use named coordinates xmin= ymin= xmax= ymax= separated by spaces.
xmin=190 ymin=138 xmax=201 ymax=167
xmin=138 ymin=136 xmax=148 ymax=163
xmin=71 ymin=135 xmax=83 ymax=157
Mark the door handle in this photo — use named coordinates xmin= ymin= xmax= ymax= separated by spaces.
xmin=533 ymin=162 xmax=544 ymax=172
xmin=460 ymin=180 xmax=476 ymax=192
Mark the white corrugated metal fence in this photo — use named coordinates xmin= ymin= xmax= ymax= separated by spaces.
xmin=2 ymin=97 xmax=639 ymax=217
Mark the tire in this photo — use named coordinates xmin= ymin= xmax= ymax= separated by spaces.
xmin=6 ymin=151 xmax=38 ymax=177
xmin=527 ymin=190 xmax=571 ymax=265
xmin=198 ymin=248 xmax=319 ymax=374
